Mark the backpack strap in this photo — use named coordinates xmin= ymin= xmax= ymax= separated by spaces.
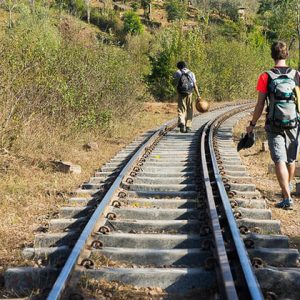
xmin=267 ymin=68 xmax=297 ymax=80
xmin=266 ymin=70 xmax=280 ymax=81
xmin=186 ymin=70 xmax=192 ymax=79
xmin=186 ymin=71 xmax=195 ymax=82
xmin=179 ymin=70 xmax=188 ymax=78
xmin=287 ymin=68 xmax=297 ymax=79
xmin=265 ymin=71 xmax=277 ymax=104
xmin=180 ymin=70 xmax=193 ymax=82
xmin=180 ymin=69 xmax=190 ymax=75
xmin=178 ymin=70 xmax=187 ymax=84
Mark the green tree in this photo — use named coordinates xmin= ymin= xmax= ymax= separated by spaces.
xmin=205 ymin=37 xmax=271 ymax=101
xmin=1 ymin=0 xmax=18 ymax=28
xmin=55 ymin=0 xmax=86 ymax=17
xmin=217 ymin=19 xmax=247 ymax=41
xmin=165 ymin=0 xmax=187 ymax=21
xmin=123 ymin=11 xmax=144 ymax=35
xmin=209 ymin=0 xmax=240 ymax=21
xmin=149 ymin=50 xmax=174 ymax=99
xmin=131 ymin=1 xmax=139 ymax=11
xmin=258 ymin=0 xmax=279 ymax=14
xmin=258 ymin=0 xmax=297 ymax=42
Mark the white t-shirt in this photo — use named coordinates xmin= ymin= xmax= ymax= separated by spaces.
xmin=173 ymin=68 xmax=196 ymax=87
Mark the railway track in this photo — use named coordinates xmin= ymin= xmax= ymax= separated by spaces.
xmin=4 ymin=104 xmax=300 ymax=299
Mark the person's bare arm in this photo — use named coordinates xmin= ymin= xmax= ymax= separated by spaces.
xmin=194 ymin=81 xmax=201 ymax=98
xmin=246 ymin=92 xmax=267 ymax=133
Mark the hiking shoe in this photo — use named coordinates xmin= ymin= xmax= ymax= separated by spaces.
xmin=186 ymin=127 xmax=192 ymax=133
xmin=275 ymin=198 xmax=293 ymax=210
xmin=179 ymin=124 xmax=186 ymax=133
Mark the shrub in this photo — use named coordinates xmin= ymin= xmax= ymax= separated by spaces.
xmin=209 ymin=0 xmax=239 ymax=21
xmin=123 ymin=11 xmax=144 ymax=35
xmin=125 ymin=31 xmax=152 ymax=76
xmin=204 ymin=37 xmax=271 ymax=101
xmin=141 ymin=0 xmax=151 ymax=9
xmin=131 ymin=2 xmax=140 ymax=11
xmin=165 ymin=0 xmax=187 ymax=21
xmin=141 ymin=0 xmax=151 ymax=17
xmin=57 ymin=0 xmax=86 ymax=18
xmin=0 ymin=9 xmax=146 ymax=148
xmin=89 ymin=8 xmax=123 ymax=34
xmin=149 ymin=50 xmax=175 ymax=100
xmin=217 ymin=19 xmax=246 ymax=41
xmin=148 ymin=25 xmax=206 ymax=100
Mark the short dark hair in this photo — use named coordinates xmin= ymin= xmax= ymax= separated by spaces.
xmin=177 ymin=61 xmax=187 ymax=69
xmin=271 ymin=41 xmax=289 ymax=60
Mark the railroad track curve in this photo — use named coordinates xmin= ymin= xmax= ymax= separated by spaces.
xmin=4 ymin=104 xmax=300 ymax=300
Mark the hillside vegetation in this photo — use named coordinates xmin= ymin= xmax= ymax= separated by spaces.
xmin=1 ymin=0 xmax=299 ymax=149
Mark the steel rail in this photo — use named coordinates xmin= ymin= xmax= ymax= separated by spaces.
xmin=208 ymin=108 xmax=264 ymax=300
xmin=46 ymin=120 xmax=176 ymax=300
xmin=200 ymin=120 xmax=239 ymax=300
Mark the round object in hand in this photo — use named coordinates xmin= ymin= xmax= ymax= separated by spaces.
xmin=196 ymin=99 xmax=209 ymax=113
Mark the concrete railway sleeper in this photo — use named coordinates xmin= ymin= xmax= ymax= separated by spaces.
xmin=3 ymin=104 xmax=299 ymax=299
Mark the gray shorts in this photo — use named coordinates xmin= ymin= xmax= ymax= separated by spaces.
xmin=266 ymin=127 xmax=300 ymax=164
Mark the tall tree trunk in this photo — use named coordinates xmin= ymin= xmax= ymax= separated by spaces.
xmin=148 ymin=3 xmax=152 ymax=20
xmin=7 ymin=1 xmax=17 ymax=29
xmin=29 ymin=0 xmax=35 ymax=13
xmin=8 ymin=7 xmax=12 ymax=28
xmin=86 ymin=0 xmax=90 ymax=23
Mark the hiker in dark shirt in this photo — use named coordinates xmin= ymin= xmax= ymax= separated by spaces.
xmin=247 ymin=41 xmax=300 ymax=210
xmin=173 ymin=61 xmax=201 ymax=133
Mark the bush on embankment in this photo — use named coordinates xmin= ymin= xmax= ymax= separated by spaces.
xmin=0 ymin=7 xmax=147 ymax=150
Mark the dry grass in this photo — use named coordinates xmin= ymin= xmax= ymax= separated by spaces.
xmin=0 ymin=10 xmax=9 ymax=35
xmin=78 ymin=277 xmax=216 ymax=300
xmin=78 ymin=278 xmax=167 ymax=300
xmin=58 ymin=14 xmax=102 ymax=46
xmin=233 ymin=113 xmax=300 ymax=252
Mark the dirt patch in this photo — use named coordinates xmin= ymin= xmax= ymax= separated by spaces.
xmin=58 ymin=14 xmax=101 ymax=46
xmin=78 ymin=277 xmax=217 ymax=300
xmin=79 ymin=278 xmax=166 ymax=300
xmin=234 ymin=113 xmax=300 ymax=252
xmin=91 ymin=253 xmax=200 ymax=269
